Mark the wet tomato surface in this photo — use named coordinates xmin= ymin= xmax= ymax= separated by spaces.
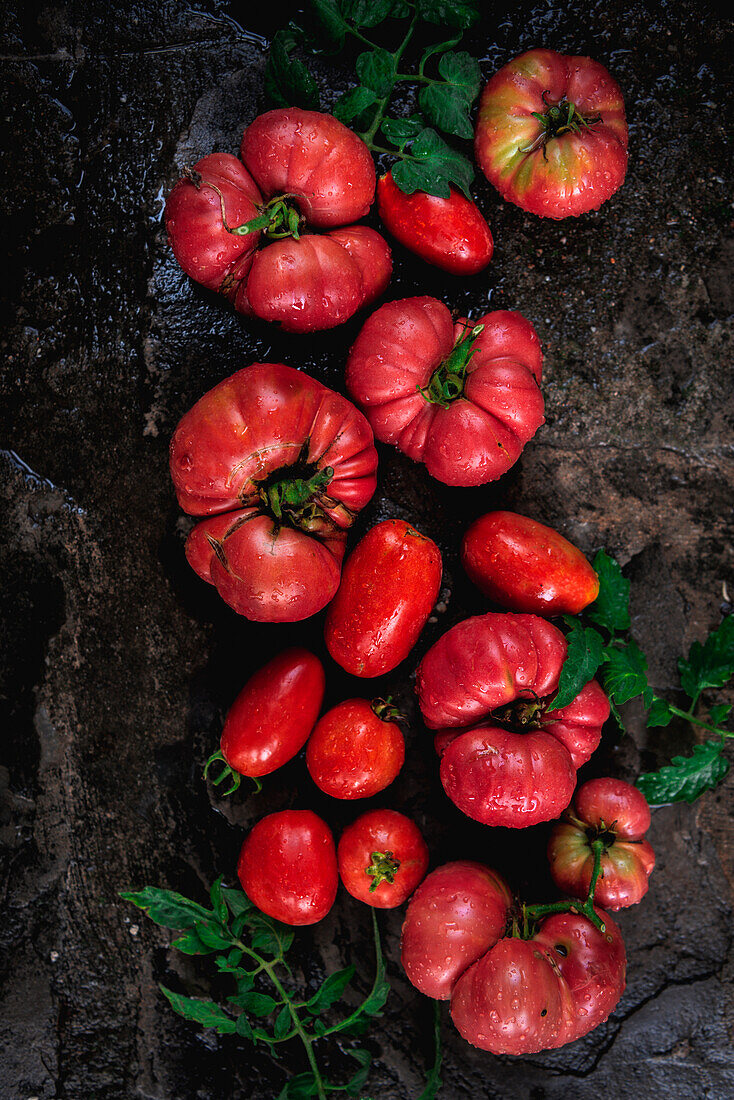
xmin=306 ymin=698 xmax=405 ymax=800
xmin=337 ymin=809 xmax=429 ymax=908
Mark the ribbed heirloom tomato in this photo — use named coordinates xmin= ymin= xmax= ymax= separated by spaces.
xmin=337 ymin=809 xmax=429 ymax=908
xmin=306 ymin=698 xmax=405 ymax=800
xmin=169 ymin=362 xmax=378 ymax=622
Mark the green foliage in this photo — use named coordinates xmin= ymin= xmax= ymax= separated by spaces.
xmin=637 ymin=740 xmax=730 ymax=806
xmin=264 ymin=29 xmax=321 ymax=110
xmin=678 ymin=615 xmax=734 ymax=705
xmin=419 ymin=51 xmax=481 ymax=139
xmin=586 ymin=549 xmax=631 ymax=634
xmin=602 ymin=640 xmax=653 ymax=708
xmin=391 ymin=128 xmax=474 ymax=198
xmin=551 ymin=618 xmax=605 ymax=711
xmin=417 ymin=1000 xmax=443 ymax=1099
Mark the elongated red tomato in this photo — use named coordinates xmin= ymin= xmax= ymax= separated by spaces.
xmin=461 ymin=511 xmax=599 ymax=614
xmin=237 ymin=810 xmax=338 ymax=926
xmin=324 ymin=519 xmax=442 ymax=677
xmin=376 ymin=172 xmax=493 ymax=275
xmin=306 ymin=698 xmax=405 ymax=799
xmin=337 ymin=809 xmax=429 ymax=908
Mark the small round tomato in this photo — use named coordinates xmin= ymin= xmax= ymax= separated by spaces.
xmin=337 ymin=809 xmax=429 ymax=908
xmin=306 ymin=698 xmax=405 ymax=800
xmin=548 ymin=777 xmax=655 ymax=910
xmin=324 ymin=518 xmax=442 ymax=677
xmin=461 ymin=511 xmax=600 ymax=615
xmin=237 ymin=810 xmax=338 ymax=926
xmin=376 ymin=172 xmax=493 ymax=275
xmin=475 ymin=48 xmax=628 ymax=219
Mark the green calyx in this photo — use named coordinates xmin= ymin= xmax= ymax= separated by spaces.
xmin=417 ymin=322 xmax=484 ymax=408
xmin=493 ymin=691 xmax=547 ymax=732
xmin=371 ymin=696 xmax=405 ymax=724
xmin=523 ymin=93 xmax=602 ymax=159
xmin=259 ymin=465 xmax=335 ymax=532
xmin=229 ymin=193 xmax=306 ymax=241
xmin=366 ymin=850 xmax=401 ymax=892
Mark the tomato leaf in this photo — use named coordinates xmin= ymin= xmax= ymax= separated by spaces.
xmin=120 ymin=887 xmax=211 ymax=930
xmin=586 ymin=550 xmax=630 ymax=635
xmin=392 ymin=128 xmax=474 ymax=198
xmin=310 ymin=0 xmax=350 ymax=49
xmin=417 ymin=1001 xmax=443 ymax=1100
xmin=646 ymin=695 xmax=674 ymax=728
xmin=602 ymin=640 xmax=653 ymax=707
xmin=636 ymin=740 xmax=730 ymax=805
xmin=160 ymin=986 xmax=238 ymax=1034
xmin=356 ymin=47 xmax=395 ymax=96
xmin=277 ymin=1072 xmax=321 ymax=1099
xmin=419 ymin=51 xmax=481 ymax=139
xmin=306 ymin=965 xmax=355 ymax=1014
xmin=274 ymin=1004 xmax=292 ymax=1039
xmin=678 ymin=615 xmax=734 ymax=705
xmin=345 ymin=1047 xmax=372 ymax=1095
xmin=333 ymin=85 xmax=378 ymax=124
xmin=381 ymin=115 xmax=425 ymax=149
xmin=709 ymin=702 xmax=732 ymax=727
xmin=265 ymin=29 xmax=321 ymax=110
xmin=551 ymin=619 xmax=606 ymax=711
xmin=417 ymin=0 xmax=480 ymax=29
xmin=342 ymin=0 xmax=400 ymax=27
xmin=221 ymin=886 xmax=254 ymax=918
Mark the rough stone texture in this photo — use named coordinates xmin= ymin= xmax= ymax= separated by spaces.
xmin=1 ymin=1 xmax=732 ymax=1097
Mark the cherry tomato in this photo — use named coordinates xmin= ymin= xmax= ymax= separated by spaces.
xmin=475 ymin=49 xmax=628 ymax=219
xmin=324 ymin=518 xmax=443 ymax=677
xmin=306 ymin=698 xmax=405 ymax=800
xmin=337 ymin=809 xmax=429 ymax=908
xmin=376 ymin=172 xmax=493 ymax=275
xmin=461 ymin=510 xmax=600 ymax=614
xmin=237 ymin=810 xmax=338 ymax=926
xmin=548 ymin=777 xmax=655 ymax=910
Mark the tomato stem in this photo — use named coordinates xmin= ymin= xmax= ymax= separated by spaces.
xmin=229 ymin=193 xmax=306 ymax=241
xmin=371 ymin=696 xmax=406 ymax=724
xmin=417 ymin=322 xmax=484 ymax=407
xmin=522 ymin=93 xmax=602 ymax=160
xmin=203 ymin=749 xmax=242 ymax=796
xmin=366 ymin=849 xmax=401 ymax=892
xmin=259 ymin=464 xmax=335 ymax=531
xmin=522 ymin=838 xmax=607 ymax=932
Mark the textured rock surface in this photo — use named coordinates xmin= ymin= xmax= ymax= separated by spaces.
xmin=1 ymin=1 xmax=732 ymax=1097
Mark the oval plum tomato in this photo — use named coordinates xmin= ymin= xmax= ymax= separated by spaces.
xmin=346 ymin=297 xmax=544 ymax=486
xmin=306 ymin=698 xmax=405 ymax=800
xmin=324 ymin=518 xmax=442 ymax=677
xmin=337 ymin=809 xmax=429 ymax=908
xmin=416 ymin=613 xmax=609 ymax=827
xmin=204 ymin=648 xmax=325 ymax=794
xmin=548 ymin=777 xmax=655 ymax=910
xmin=475 ymin=48 xmax=628 ymax=219
xmin=237 ymin=810 xmax=338 ymax=926
xmin=170 ymin=362 xmax=378 ymax=623
xmin=376 ymin=172 xmax=493 ymax=275
xmin=461 ymin=510 xmax=600 ymax=615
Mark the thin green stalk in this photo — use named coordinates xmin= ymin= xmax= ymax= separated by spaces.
xmin=668 ymin=704 xmax=733 ymax=737
xmin=360 ymin=11 xmax=419 ymax=147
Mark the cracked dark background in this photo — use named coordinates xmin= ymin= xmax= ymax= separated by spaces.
xmin=1 ymin=1 xmax=733 ymax=1097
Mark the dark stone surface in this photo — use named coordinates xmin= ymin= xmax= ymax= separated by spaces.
xmin=1 ymin=1 xmax=733 ymax=1097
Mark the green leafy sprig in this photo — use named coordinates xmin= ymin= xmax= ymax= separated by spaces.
xmin=265 ymin=0 xmax=482 ymax=198
xmin=122 ymin=879 xmax=390 ymax=1099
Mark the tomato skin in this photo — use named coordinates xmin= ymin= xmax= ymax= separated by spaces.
xmin=548 ymin=778 xmax=655 ymax=909
xmin=220 ymin=649 xmax=325 ymax=778
xmin=337 ymin=809 xmax=428 ymax=908
xmin=237 ymin=810 xmax=338 ymax=925
xmin=475 ymin=49 xmax=628 ymax=219
xmin=461 ymin=511 xmax=600 ymax=615
xmin=324 ymin=519 xmax=443 ymax=677
xmin=376 ymin=173 xmax=493 ymax=275
xmin=306 ymin=698 xmax=405 ymax=799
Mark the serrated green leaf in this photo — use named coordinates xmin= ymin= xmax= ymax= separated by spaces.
xmin=381 ymin=115 xmax=425 ymax=149
xmin=265 ymin=29 xmax=320 ymax=110
xmin=333 ymin=85 xmax=378 ymax=124
xmin=392 ymin=127 xmax=473 ymax=198
xmin=121 ymin=887 xmax=212 ymax=931
xmin=278 ymin=1072 xmax=320 ymax=1099
xmin=636 ymin=740 xmax=730 ymax=805
xmin=222 ymin=887 xmax=253 ymax=918
xmin=647 ymin=695 xmax=674 ymax=728
xmin=306 ymin=966 xmax=355 ymax=1014
xmin=194 ymin=922 xmax=233 ymax=951
xmin=274 ymin=1004 xmax=292 ymax=1039
xmin=356 ymin=47 xmax=395 ymax=96
xmin=603 ymin=640 xmax=652 ymax=707
xmin=551 ymin=620 xmax=606 ymax=711
xmin=160 ymin=986 xmax=237 ymax=1033
xmin=172 ymin=929 xmax=212 ymax=955
xmin=233 ymin=991 xmax=279 ymax=1017
xmin=209 ymin=877 xmax=228 ymax=924
xmin=235 ymin=1013 xmax=254 ymax=1040
xmin=417 ymin=0 xmax=479 ymax=28
xmin=346 ymin=1047 xmax=372 ymax=1095
xmin=419 ymin=51 xmax=481 ymax=139
xmin=336 ymin=1016 xmax=370 ymax=1036
xmin=679 ymin=616 xmax=734 ymax=705
xmin=586 ymin=550 xmax=630 ymax=635
xmin=342 ymin=0 xmax=397 ymax=26
xmin=310 ymin=0 xmax=349 ymax=49
xmin=709 ymin=703 xmax=732 ymax=727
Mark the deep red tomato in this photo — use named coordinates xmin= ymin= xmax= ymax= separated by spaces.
xmin=475 ymin=48 xmax=628 ymax=219
xmin=416 ymin=613 xmax=609 ymax=827
xmin=337 ymin=809 xmax=429 ymax=908
xmin=324 ymin=519 xmax=443 ymax=677
xmin=376 ymin=172 xmax=493 ymax=275
xmin=346 ymin=297 xmax=544 ymax=486
xmin=169 ymin=362 xmax=378 ymax=622
xmin=306 ymin=698 xmax=405 ymax=799
xmin=548 ymin=777 xmax=655 ymax=910
xmin=461 ymin=510 xmax=600 ymax=615
xmin=237 ymin=810 xmax=338 ymax=926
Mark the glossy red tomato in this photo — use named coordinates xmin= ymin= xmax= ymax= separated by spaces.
xmin=346 ymin=297 xmax=544 ymax=486
xmin=461 ymin=511 xmax=600 ymax=614
xmin=475 ymin=49 xmax=628 ymax=219
xmin=237 ymin=810 xmax=338 ymax=926
xmin=416 ymin=613 xmax=609 ymax=827
xmin=324 ymin=519 xmax=442 ymax=677
xmin=170 ymin=362 xmax=378 ymax=622
xmin=337 ymin=809 xmax=429 ymax=908
xmin=306 ymin=698 xmax=405 ymax=800
xmin=376 ymin=172 xmax=493 ymax=275
xmin=548 ymin=777 xmax=655 ymax=910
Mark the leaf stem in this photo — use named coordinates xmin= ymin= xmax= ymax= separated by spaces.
xmin=668 ymin=704 xmax=733 ymax=737
xmin=523 ymin=839 xmax=606 ymax=932
xmin=320 ymin=907 xmax=384 ymax=1038
xmin=360 ymin=11 xmax=419 ymax=147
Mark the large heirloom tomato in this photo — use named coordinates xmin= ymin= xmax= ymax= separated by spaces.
xmin=346 ymin=297 xmax=543 ymax=486
xmin=165 ymin=109 xmax=392 ymax=332
xmin=401 ymin=860 xmax=626 ymax=1054
xmin=416 ymin=613 xmax=609 ymax=827
xmin=475 ymin=49 xmax=628 ymax=219
xmin=549 ymin=777 xmax=655 ymax=910
xmin=170 ymin=363 xmax=378 ymax=622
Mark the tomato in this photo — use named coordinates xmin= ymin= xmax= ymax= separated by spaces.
xmin=475 ymin=49 xmax=628 ymax=219
xmin=346 ymin=297 xmax=544 ymax=486
xmin=324 ymin=519 xmax=443 ymax=677
xmin=461 ymin=510 xmax=599 ymax=615
xmin=306 ymin=698 xmax=405 ymax=799
xmin=416 ymin=613 xmax=609 ymax=827
xmin=548 ymin=777 xmax=655 ymax=910
xmin=170 ymin=362 xmax=378 ymax=622
xmin=165 ymin=109 xmax=392 ymax=332
xmin=237 ymin=810 xmax=338 ymax=926
xmin=376 ymin=172 xmax=493 ymax=275
xmin=337 ymin=809 xmax=429 ymax=908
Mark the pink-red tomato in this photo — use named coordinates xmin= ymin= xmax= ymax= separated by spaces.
xmin=346 ymin=297 xmax=544 ymax=486
xmin=461 ymin=510 xmax=600 ymax=614
xmin=169 ymin=362 xmax=378 ymax=622
xmin=237 ymin=810 xmax=338 ymax=926
xmin=548 ymin=777 xmax=655 ymax=910
xmin=324 ymin=519 xmax=443 ymax=677
xmin=306 ymin=698 xmax=405 ymax=800
xmin=337 ymin=809 xmax=429 ymax=908
xmin=475 ymin=48 xmax=628 ymax=219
